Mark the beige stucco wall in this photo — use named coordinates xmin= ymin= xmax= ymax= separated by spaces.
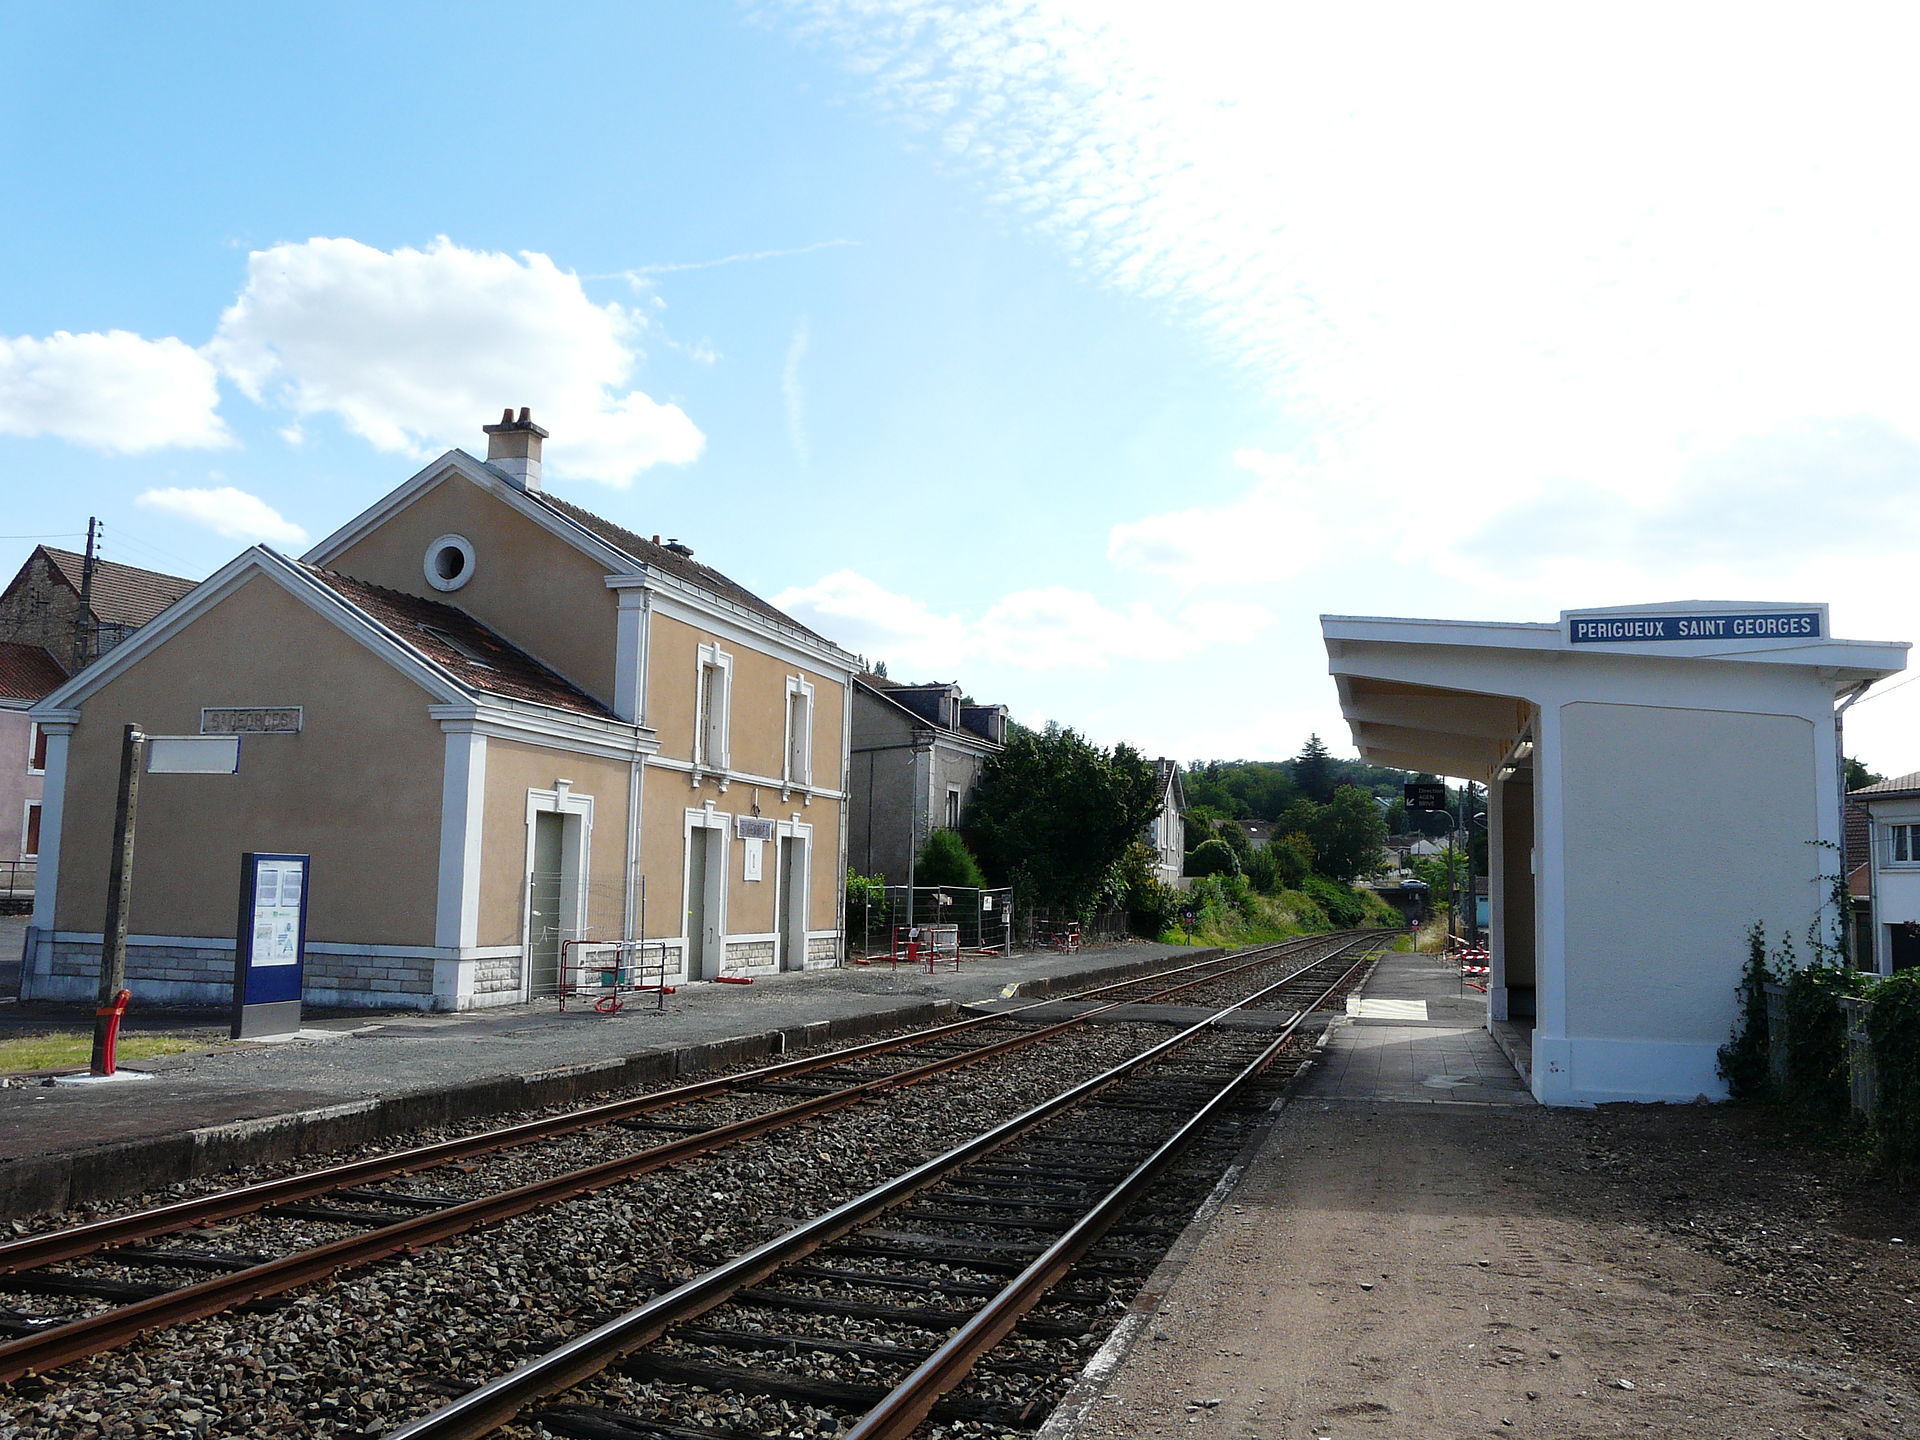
xmin=55 ymin=575 xmax=442 ymax=945
xmin=637 ymin=780 xmax=843 ymax=940
xmin=645 ymin=613 xmax=843 ymax=785
xmin=1560 ymin=702 xmax=1820 ymax=1046
xmin=326 ymin=472 xmax=619 ymax=706
xmin=644 ymin=611 xmax=845 ymax=936
xmin=476 ymin=738 xmax=636 ymax=949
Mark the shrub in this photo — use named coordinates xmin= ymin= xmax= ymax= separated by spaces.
xmin=846 ymin=868 xmax=886 ymax=915
xmin=1301 ymin=872 xmax=1370 ymax=928
xmin=1187 ymin=838 xmax=1241 ymax=878
xmin=1717 ymin=922 xmax=1776 ymax=1101
xmin=1243 ymin=846 xmax=1279 ymax=894
xmin=1782 ymin=963 xmax=1858 ymax=1129
xmin=917 ymin=828 xmax=987 ymax=889
xmin=1865 ymin=970 xmax=1920 ymax=1173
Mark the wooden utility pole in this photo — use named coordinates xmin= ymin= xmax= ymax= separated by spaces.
xmin=91 ymin=723 xmax=144 ymax=1076
xmin=70 ymin=517 xmax=98 ymax=672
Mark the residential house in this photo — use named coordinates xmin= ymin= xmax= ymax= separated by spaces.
xmin=848 ymin=675 xmax=1006 ymax=884
xmin=0 ymin=545 xmax=196 ymax=672
xmin=1850 ymin=772 xmax=1920 ymax=973
xmin=1146 ymin=759 xmax=1186 ymax=885
xmin=0 ymin=641 xmax=66 ymax=909
xmin=25 ymin=411 xmax=860 ymax=1010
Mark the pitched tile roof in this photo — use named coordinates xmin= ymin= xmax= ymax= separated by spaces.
xmin=534 ymin=493 xmax=830 ymax=643
xmin=300 ymin=566 xmax=615 ymax=719
xmin=40 ymin=548 xmax=197 ymax=627
xmin=1852 ymin=771 xmax=1920 ymax=797
xmin=0 ymin=641 xmax=65 ymax=702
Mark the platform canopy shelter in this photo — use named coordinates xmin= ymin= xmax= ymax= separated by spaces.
xmin=1323 ymin=601 xmax=1907 ymax=1107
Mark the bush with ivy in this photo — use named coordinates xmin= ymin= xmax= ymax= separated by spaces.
xmin=1782 ymin=961 xmax=1858 ymax=1129
xmin=1716 ymin=922 xmax=1776 ymax=1101
xmin=1865 ymin=969 xmax=1920 ymax=1173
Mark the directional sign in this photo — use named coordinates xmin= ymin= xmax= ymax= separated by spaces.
xmin=1568 ymin=611 xmax=1822 ymax=645
xmin=147 ymin=735 xmax=240 ymax=774
xmin=1404 ymin=782 xmax=1448 ymax=811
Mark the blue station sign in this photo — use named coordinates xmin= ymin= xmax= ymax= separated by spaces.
xmin=1568 ymin=611 xmax=1822 ymax=645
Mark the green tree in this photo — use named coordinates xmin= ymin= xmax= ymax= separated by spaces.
xmin=968 ymin=723 xmax=1163 ymax=916
xmin=1846 ymin=756 xmax=1884 ymax=792
xmin=1405 ymin=848 xmax=1468 ymax=908
xmin=1307 ymin=785 xmax=1388 ymax=882
xmin=1269 ymin=832 xmax=1313 ymax=888
xmin=917 ymin=828 xmax=987 ymax=888
xmin=1293 ymin=734 xmax=1337 ymax=804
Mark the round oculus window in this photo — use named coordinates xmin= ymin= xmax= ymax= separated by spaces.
xmin=424 ymin=534 xmax=475 ymax=592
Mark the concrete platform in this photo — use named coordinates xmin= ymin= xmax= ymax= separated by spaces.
xmin=0 ymin=940 xmax=1207 ymax=1219
xmin=1299 ymin=949 xmax=1534 ymax=1107
xmin=1042 ymin=950 xmax=1535 ymax=1438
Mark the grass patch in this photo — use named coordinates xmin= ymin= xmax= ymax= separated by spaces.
xmin=0 ymin=1030 xmax=207 ymax=1074
xmin=1162 ymin=876 xmax=1402 ymax=949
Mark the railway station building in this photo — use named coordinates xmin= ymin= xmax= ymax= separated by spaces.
xmin=1322 ymin=602 xmax=1907 ymax=1107
xmin=24 ymin=412 xmax=860 ymax=1010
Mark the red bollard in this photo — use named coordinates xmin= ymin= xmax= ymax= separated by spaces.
xmin=94 ymin=988 xmax=131 ymax=1077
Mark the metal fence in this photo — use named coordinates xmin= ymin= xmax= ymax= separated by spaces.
xmin=0 ymin=859 xmax=34 ymax=913
xmin=849 ymin=886 xmax=1015 ymax=960
xmin=1020 ymin=907 xmax=1128 ymax=951
xmin=1770 ymin=984 xmax=1883 ymax=1119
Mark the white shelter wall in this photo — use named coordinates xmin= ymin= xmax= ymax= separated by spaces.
xmin=1560 ymin=702 xmax=1820 ymax=1048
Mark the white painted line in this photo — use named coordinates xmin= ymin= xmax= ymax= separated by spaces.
xmin=1346 ymin=997 xmax=1429 ymax=1019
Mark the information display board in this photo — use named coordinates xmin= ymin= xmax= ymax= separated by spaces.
xmin=230 ymin=853 xmax=310 ymax=1039
xmin=1404 ymin=782 xmax=1448 ymax=812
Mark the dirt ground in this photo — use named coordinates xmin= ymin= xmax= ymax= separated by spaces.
xmin=1070 ymin=1100 xmax=1920 ymax=1440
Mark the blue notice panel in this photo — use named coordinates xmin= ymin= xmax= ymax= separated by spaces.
xmin=1568 ymin=611 xmax=1822 ymax=644
xmin=231 ymin=853 xmax=309 ymax=1038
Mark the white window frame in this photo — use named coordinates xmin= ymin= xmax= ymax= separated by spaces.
xmin=27 ymin=721 xmax=46 ymax=776
xmin=783 ymin=675 xmax=815 ymax=794
xmin=1887 ymin=822 xmax=1920 ymax=867
xmin=945 ymin=786 xmax=962 ymax=829
xmin=695 ymin=642 xmax=734 ymax=776
xmin=21 ymin=800 xmax=40 ymax=859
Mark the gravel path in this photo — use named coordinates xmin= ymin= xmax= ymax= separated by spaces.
xmin=1068 ymin=1100 xmax=1920 ymax=1440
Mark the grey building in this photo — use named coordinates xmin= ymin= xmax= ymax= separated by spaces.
xmin=848 ymin=675 xmax=1007 ymax=883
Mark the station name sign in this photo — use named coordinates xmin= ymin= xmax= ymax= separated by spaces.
xmin=1568 ymin=611 xmax=1822 ymax=645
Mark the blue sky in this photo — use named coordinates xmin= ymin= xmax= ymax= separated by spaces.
xmin=7 ymin=2 xmax=1920 ymax=772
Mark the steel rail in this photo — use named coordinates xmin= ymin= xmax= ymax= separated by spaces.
xmin=842 ymin=939 xmax=1387 ymax=1439
xmin=375 ymin=937 xmax=1384 ymax=1440
xmin=0 ymin=934 xmax=1367 ymax=1382
xmin=0 ymin=933 xmax=1346 ymax=1277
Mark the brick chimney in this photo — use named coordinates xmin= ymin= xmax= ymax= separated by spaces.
xmin=483 ymin=407 xmax=548 ymax=492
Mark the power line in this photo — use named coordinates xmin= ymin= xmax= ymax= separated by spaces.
xmin=0 ymin=532 xmax=86 ymax=541
xmin=1850 ymin=670 xmax=1920 ymax=707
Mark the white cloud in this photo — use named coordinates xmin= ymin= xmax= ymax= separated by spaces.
xmin=136 ymin=486 xmax=307 ymax=547
xmin=775 ymin=567 xmax=1270 ymax=672
xmin=1107 ymin=449 xmax=1337 ymax=581
xmin=776 ymin=2 xmax=1920 ymax=548
xmin=0 ymin=330 xmax=229 ymax=453
xmin=209 ymin=236 xmax=704 ymax=486
xmin=775 ymin=569 xmax=969 ymax=671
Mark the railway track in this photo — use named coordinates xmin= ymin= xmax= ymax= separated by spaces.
xmin=378 ymin=935 xmax=1390 ymax=1440
xmin=0 ymin=932 xmax=1381 ymax=1388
